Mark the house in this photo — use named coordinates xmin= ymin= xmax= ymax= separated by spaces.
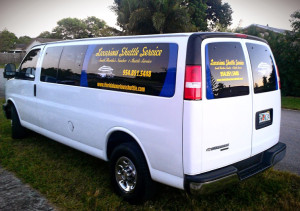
xmin=25 ymin=38 xmax=62 ymax=52
xmin=242 ymin=24 xmax=289 ymax=37
xmin=8 ymin=44 xmax=27 ymax=53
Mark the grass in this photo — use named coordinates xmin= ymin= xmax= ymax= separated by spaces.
xmin=0 ymin=64 xmax=19 ymax=69
xmin=282 ymin=96 xmax=300 ymax=110
xmin=0 ymin=98 xmax=300 ymax=210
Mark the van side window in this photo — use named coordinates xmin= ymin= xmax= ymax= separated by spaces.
xmin=17 ymin=49 xmax=40 ymax=80
xmin=246 ymin=43 xmax=278 ymax=93
xmin=205 ymin=42 xmax=249 ymax=99
xmin=57 ymin=45 xmax=87 ymax=86
xmin=84 ymin=43 xmax=178 ymax=97
xmin=40 ymin=47 xmax=63 ymax=83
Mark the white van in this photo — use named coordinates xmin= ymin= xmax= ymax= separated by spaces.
xmin=3 ymin=32 xmax=286 ymax=203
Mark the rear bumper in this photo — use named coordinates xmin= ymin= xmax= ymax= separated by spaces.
xmin=184 ymin=142 xmax=286 ymax=193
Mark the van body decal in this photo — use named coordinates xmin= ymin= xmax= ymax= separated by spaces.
xmin=159 ymin=43 xmax=178 ymax=97
xmin=81 ymin=45 xmax=97 ymax=87
xmin=205 ymin=45 xmax=214 ymax=99
xmin=84 ymin=43 xmax=178 ymax=97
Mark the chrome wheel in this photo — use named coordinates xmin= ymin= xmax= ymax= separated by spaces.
xmin=115 ymin=156 xmax=137 ymax=193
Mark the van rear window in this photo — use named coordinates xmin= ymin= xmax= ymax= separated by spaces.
xmin=246 ymin=43 xmax=278 ymax=93
xmin=83 ymin=43 xmax=178 ymax=97
xmin=205 ymin=42 xmax=249 ymax=99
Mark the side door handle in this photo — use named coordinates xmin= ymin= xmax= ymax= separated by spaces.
xmin=34 ymin=84 xmax=37 ymax=97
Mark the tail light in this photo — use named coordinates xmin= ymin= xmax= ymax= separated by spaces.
xmin=184 ymin=65 xmax=202 ymax=100
xmin=276 ymin=65 xmax=281 ymax=89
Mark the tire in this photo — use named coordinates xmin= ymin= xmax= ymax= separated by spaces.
xmin=110 ymin=142 xmax=156 ymax=204
xmin=11 ymin=105 xmax=27 ymax=139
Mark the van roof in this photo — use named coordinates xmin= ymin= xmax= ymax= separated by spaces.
xmin=33 ymin=32 xmax=267 ymax=48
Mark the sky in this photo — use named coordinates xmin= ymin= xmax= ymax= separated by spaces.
xmin=224 ymin=0 xmax=299 ymax=30
xmin=0 ymin=0 xmax=299 ymax=38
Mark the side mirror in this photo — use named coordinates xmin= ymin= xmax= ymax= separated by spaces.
xmin=3 ymin=63 xmax=16 ymax=79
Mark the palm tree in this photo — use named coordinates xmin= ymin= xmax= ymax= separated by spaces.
xmin=112 ymin=0 xmax=192 ymax=35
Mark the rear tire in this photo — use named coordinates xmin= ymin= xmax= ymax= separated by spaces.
xmin=110 ymin=142 xmax=155 ymax=204
xmin=11 ymin=105 xmax=27 ymax=139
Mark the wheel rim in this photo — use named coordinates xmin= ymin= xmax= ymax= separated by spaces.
xmin=115 ymin=156 xmax=137 ymax=193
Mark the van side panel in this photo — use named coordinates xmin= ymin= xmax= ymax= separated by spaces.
xmin=33 ymin=37 xmax=188 ymax=188
xmin=183 ymin=101 xmax=203 ymax=174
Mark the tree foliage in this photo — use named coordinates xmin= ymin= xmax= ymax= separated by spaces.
xmin=187 ymin=0 xmax=208 ymax=31
xmin=206 ymin=0 xmax=232 ymax=30
xmin=17 ymin=36 xmax=32 ymax=45
xmin=112 ymin=0 xmax=233 ymax=34
xmin=112 ymin=0 xmax=193 ymax=34
xmin=290 ymin=10 xmax=300 ymax=32
xmin=0 ymin=29 xmax=18 ymax=52
xmin=238 ymin=10 xmax=300 ymax=97
xmin=53 ymin=18 xmax=87 ymax=39
xmin=38 ymin=31 xmax=58 ymax=39
xmin=38 ymin=16 xmax=120 ymax=39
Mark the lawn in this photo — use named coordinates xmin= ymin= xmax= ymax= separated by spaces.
xmin=0 ymin=63 xmax=19 ymax=69
xmin=0 ymin=98 xmax=300 ymax=210
xmin=282 ymin=96 xmax=300 ymax=110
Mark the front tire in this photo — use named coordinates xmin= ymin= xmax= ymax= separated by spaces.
xmin=11 ymin=105 xmax=27 ymax=139
xmin=110 ymin=142 xmax=155 ymax=203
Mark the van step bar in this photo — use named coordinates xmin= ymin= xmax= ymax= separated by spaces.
xmin=184 ymin=142 xmax=286 ymax=192
xmin=237 ymin=142 xmax=286 ymax=180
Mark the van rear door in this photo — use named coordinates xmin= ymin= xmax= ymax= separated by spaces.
xmin=245 ymin=41 xmax=281 ymax=156
xmin=201 ymin=38 xmax=253 ymax=173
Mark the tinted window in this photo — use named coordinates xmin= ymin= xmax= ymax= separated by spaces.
xmin=246 ymin=43 xmax=278 ymax=93
xmin=83 ymin=43 xmax=178 ymax=97
xmin=57 ymin=46 xmax=87 ymax=86
xmin=206 ymin=42 xmax=249 ymax=99
xmin=17 ymin=49 xmax=40 ymax=80
xmin=41 ymin=47 xmax=63 ymax=83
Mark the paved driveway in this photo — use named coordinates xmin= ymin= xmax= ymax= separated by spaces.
xmin=0 ymin=166 xmax=55 ymax=210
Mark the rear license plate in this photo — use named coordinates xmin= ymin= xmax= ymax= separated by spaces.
xmin=259 ymin=111 xmax=271 ymax=124
xmin=256 ymin=109 xmax=273 ymax=130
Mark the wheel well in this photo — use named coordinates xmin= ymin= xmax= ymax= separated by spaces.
xmin=107 ymin=131 xmax=143 ymax=161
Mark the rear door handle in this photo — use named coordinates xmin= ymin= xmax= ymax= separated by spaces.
xmin=34 ymin=84 xmax=36 ymax=97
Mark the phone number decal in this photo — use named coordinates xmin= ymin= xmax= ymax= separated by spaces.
xmin=123 ymin=69 xmax=152 ymax=78
xmin=220 ymin=71 xmax=240 ymax=77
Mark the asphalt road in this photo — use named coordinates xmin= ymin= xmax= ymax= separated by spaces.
xmin=275 ymin=109 xmax=300 ymax=175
